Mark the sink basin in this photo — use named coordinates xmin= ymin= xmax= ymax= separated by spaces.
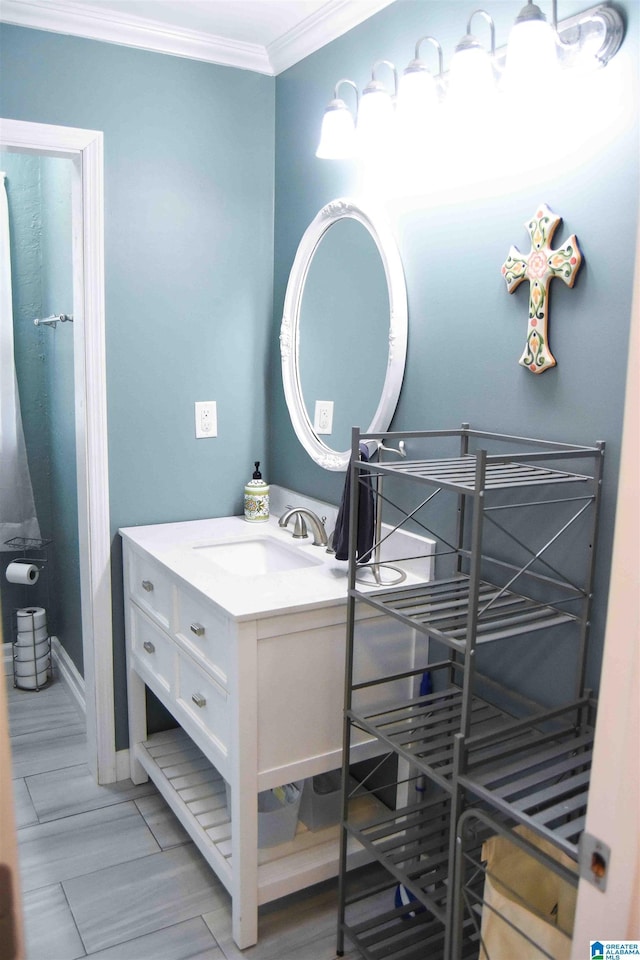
xmin=193 ymin=536 xmax=324 ymax=576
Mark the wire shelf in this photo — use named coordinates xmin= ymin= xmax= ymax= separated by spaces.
xmin=349 ymin=685 xmax=509 ymax=791
xmin=4 ymin=536 xmax=53 ymax=550
xmin=343 ymin=793 xmax=451 ymax=924
xmin=362 ymin=456 xmax=593 ymax=493
xmin=352 ymin=575 xmax=576 ymax=652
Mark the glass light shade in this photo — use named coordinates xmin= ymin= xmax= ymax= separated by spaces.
xmin=356 ymin=86 xmax=395 ymax=154
xmin=503 ymin=16 xmax=559 ymax=94
xmin=315 ymin=101 xmax=356 ymax=159
xmin=447 ymin=40 xmax=496 ymax=111
xmin=397 ymin=68 xmax=438 ymax=123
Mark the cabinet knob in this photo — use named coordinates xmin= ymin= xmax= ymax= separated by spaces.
xmin=143 ymin=640 xmax=155 ymax=654
xmin=190 ymin=622 xmax=205 ymax=637
xmin=142 ymin=580 xmax=154 ymax=592
xmin=191 ymin=692 xmax=207 ymax=708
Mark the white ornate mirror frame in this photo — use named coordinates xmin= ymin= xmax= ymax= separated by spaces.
xmin=280 ymin=197 xmax=408 ymax=471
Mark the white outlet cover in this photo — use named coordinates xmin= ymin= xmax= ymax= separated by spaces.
xmin=314 ymin=400 xmax=333 ymax=435
xmin=195 ymin=401 xmax=217 ymax=438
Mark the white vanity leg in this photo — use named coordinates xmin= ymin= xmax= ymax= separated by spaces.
xmin=122 ymin=545 xmax=149 ymax=784
xmin=230 ymin=760 xmax=258 ymax=948
xmin=230 ymin=621 xmax=259 ymax=948
xmin=127 ymin=663 xmax=149 ymax=784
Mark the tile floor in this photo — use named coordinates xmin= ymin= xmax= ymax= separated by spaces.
xmin=7 ymin=673 xmax=365 ymax=960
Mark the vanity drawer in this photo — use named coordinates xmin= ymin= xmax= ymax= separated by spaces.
xmin=176 ymin=653 xmax=230 ymax=757
xmin=129 ymin=552 xmax=174 ymax=631
xmin=175 ymin=587 xmax=231 ymax=689
xmin=130 ymin=607 xmax=176 ymax=696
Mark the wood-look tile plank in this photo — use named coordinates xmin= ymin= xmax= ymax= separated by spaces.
xmin=9 ymin=670 xmax=386 ymax=960
xmin=10 ymin=722 xmax=87 ymax=779
xmin=8 ymin=682 xmax=82 ymax=737
xmin=18 ymin=800 xmax=161 ymax=892
xmin=203 ymin=877 xmax=355 ymax=960
xmin=12 ymin=777 xmax=38 ymax=828
xmin=63 ymin=844 xmax=229 ymax=954
xmin=26 ymin=762 xmax=158 ymax=822
xmin=84 ymin=916 xmax=224 ymax=959
xmin=22 ymin=883 xmax=86 ymax=960
xmin=135 ymin=793 xmax=191 ymax=849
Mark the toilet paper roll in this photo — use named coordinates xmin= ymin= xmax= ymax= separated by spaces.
xmin=16 ymin=625 xmax=49 ymax=645
xmin=14 ymin=652 xmax=50 ymax=676
xmin=6 ymin=561 xmax=40 ymax=585
xmin=16 ymin=607 xmax=47 ymax=630
xmin=14 ymin=638 xmax=50 ymax=662
xmin=15 ymin=669 xmax=49 ymax=690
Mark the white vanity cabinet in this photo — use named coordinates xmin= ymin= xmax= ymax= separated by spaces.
xmin=121 ymin=517 xmax=431 ymax=949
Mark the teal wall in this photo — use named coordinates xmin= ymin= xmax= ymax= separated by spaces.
xmin=0 ymin=153 xmax=51 ymax=644
xmin=1 ymin=0 xmax=638 ymax=745
xmin=0 ymin=152 xmax=82 ymax=670
xmin=0 ymin=24 xmax=275 ymax=746
xmin=271 ymin=1 xmax=639 ymax=699
xmin=40 ymin=156 xmax=83 ymax=673
xmin=0 ymin=153 xmax=51 ymax=538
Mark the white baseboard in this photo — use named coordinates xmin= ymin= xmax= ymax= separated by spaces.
xmin=116 ymin=748 xmax=131 ymax=780
xmin=50 ymin=636 xmax=86 ymax=716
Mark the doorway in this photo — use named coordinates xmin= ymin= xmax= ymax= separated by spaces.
xmin=0 ymin=118 xmax=115 ymax=784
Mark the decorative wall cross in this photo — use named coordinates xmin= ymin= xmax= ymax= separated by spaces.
xmin=502 ymin=204 xmax=582 ymax=374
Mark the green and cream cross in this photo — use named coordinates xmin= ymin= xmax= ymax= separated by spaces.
xmin=502 ymin=204 xmax=583 ymax=374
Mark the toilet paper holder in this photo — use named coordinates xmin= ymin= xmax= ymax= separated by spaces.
xmin=4 ymin=537 xmax=54 ymax=691
xmin=6 ymin=560 xmax=42 ymax=585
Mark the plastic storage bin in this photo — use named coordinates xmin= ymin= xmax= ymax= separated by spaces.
xmin=225 ymin=781 xmax=303 ymax=848
xmin=257 ymin=782 xmax=303 ymax=847
xmin=299 ymin=769 xmax=343 ymax=832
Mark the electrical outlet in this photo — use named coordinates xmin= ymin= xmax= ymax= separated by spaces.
xmin=314 ymin=400 xmax=334 ymax=435
xmin=195 ymin=401 xmax=217 ymax=438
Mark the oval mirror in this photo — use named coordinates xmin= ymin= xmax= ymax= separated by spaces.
xmin=280 ymin=198 xmax=407 ymax=471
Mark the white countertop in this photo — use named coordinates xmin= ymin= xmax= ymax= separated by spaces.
xmin=120 ymin=513 xmax=433 ymax=622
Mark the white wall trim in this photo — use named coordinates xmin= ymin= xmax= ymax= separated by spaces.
xmin=0 ymin=0 xmax=395 ymax=75
xmin=50 ymin=635 xmax=85 ymax=715
xmin=570 ymin=214 xmax=640 ymax=950
xmin=0 ymin=117 xmax=116 ymax=784
xmin=115 ymin=747 xmax=131 ymax=782
xmin=267 ymin=0 xmax=395 ymax=74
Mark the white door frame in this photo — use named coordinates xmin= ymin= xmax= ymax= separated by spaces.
xmin=570 ymin=220 xmax=640 ymax=949
xmin=0 ymin=117 xmax=115 ymax=783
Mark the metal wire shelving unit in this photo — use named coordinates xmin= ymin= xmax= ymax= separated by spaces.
xmin=336 ymin=424 xmax=604 ymax=959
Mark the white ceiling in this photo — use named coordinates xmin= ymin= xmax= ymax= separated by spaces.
xmin=0 ymin=0 xmax=396 ymax=74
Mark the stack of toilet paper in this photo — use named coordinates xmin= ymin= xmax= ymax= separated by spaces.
xmin=14 ymin=607 xmax=49 ymax=688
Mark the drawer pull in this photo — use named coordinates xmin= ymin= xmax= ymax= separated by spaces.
xmin=143 ymin=640 xmax=155 ymax=654
xmin=142 ymin=580 xmax=154 ymax=592
xmin=191 ymin=693 xmax=207 ymax=708
xmin=190 ymin=622 xmax=205 ymax=637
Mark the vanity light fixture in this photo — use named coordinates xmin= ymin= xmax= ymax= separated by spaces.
xmin=315 ymin=79 xmax=359 ymax=159
xmin=315 ymin=2 xmax=625 ymax=160
xmin=356 ymin=60 xmax=398 ymax=155
xmin=550 ymin=0 xmax=624 ymax=68
xmin=397 ymin=36 xmax=443 ymax=128
xmin=503 ymin=1 xmax=560 ymax=95
xmin=447 ymin=10 xmax=497 ymax=110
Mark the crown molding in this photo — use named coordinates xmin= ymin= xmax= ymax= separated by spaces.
xmin=267 ymin=0 xmax=395 ymax=74
xmin=0 ymin=0 xmax=396 ymax=75
xmin=0 ymin=0 xmax=273 ymax=74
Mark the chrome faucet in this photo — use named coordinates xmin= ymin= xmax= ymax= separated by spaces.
xmin=278 ymin=507 xmax=328 ymax=547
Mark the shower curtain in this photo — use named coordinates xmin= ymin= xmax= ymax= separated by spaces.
xmin=0 ymin=171 xmax=42 ymax=549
